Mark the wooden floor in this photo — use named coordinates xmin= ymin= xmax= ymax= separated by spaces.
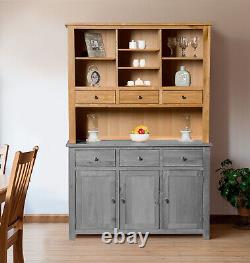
xmin=7 ymin=224 xmax=250 ymax=263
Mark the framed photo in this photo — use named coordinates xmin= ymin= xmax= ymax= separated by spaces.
xmin=87 ymin=65 xmax=101 ymax=87
xmin=84 ymin=32 xmax=106 ymax=57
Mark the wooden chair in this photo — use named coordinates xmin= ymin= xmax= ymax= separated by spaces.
xmin=0 ymin=146 xmax=39 ymax=263
xmin=0 ymin=144 xmax=9 ymax=176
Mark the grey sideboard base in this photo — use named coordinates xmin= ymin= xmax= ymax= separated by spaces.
xmin=67 ymin=140 xmax=211 ymax=240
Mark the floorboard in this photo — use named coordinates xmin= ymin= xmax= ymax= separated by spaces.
xmin=7 ymin=224 xmax=250 ymax=263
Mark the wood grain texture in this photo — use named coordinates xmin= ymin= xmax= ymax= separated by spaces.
xmin=75 ymin=90 xmax=115 ymax=104
xmin=7 ymin=224 xmax=250 ymax=263
xmin=162 ymin=91 xmax=203 ymax=104
xmin=67 ymin=24 xmax=210 ymax=142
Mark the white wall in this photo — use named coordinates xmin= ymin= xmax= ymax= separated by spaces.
xmin=0 ymin=0 xmax=250 ymax=214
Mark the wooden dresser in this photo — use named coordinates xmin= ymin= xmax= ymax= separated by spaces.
xmin=66 ymin=23 xmax=211 ymax=239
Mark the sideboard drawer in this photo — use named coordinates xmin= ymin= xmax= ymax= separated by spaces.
xmin=120 ymin=149 xmax=160 ymax=166
xmin=76 ymin=149 xmax=116 ymax=167
xmin=119 ymin=91 xmax=159 ymax=104
xmin=163 ymin=149 xmax=203 ymax=166
xmin=75 ymin=90 xmax=115 ymax=104
xmin=162 ymin=91 xmax=202 ymax=104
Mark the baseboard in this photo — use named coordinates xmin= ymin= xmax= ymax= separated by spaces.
xmin=210 ymin=214 xmax=238 ymax=224
xmin=24 ymin=214 xmax=69 ymax=223
xmin=24 ymin=214 xmax=238 ymax=224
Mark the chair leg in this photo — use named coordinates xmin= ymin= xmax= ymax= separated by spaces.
xmin=0 ymin=247 xmax=7 ymax=263
xmin=13 ymin=230 xmax=24 ymax=263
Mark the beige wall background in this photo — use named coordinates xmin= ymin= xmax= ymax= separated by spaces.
xmin=0 ymin=0 xmax=249 ymax=214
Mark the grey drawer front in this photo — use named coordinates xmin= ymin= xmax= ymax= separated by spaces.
xmin=76 ymin=149 xmax=115 ymax=167
xmin=163 ymin=149 xmax=203 ymax=166
xmin=119 ymin=149 xmax=160 ymax=166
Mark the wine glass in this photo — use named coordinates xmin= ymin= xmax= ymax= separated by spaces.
xmin=178 ymin=36 xmax=189 ymax=57
xmin=190 ymin=37 xmax=199 ymax=57
xmin=167 ymin=37 xmax=177 ymax=57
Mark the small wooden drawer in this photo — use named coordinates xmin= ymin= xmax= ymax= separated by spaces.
xmin=119 ymin=91 xmax=159 ymax=104
xmin=76 ymin=149 xmax=116 ymax=167
xmin=163 ymin=149 xmax=203 ymax=166
xmin=119 ymin=149 xmax=160 ymax=166
xmin=75 ymin=91 xmax=115 ymax=104
xmin=162 ymin=91 xmax=202 ymax=104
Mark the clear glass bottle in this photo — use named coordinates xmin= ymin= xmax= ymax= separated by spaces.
xmin=180 ymin=114 xmax=192 ymax=141
xmin=175 ymin=66 xmax=191 ymax=86
xmin=87 ymin=114 xmax=100 ymax=142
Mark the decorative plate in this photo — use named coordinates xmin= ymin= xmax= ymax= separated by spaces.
xmin=87 ymin=65 xmax=101 ymax=87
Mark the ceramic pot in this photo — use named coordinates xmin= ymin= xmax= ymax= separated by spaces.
xmin=238 ymin=208 xmax=250 ymax=217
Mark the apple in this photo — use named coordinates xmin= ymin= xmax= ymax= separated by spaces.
xmin=138 ymin=128 xmax=145 ymax=134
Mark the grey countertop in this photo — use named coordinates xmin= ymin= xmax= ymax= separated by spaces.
xmin=67 ymin=140 xmax=211 ymax=148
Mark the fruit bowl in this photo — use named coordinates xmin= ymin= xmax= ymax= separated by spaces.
xmin=130 ymin=133 xmax=150 ymax=142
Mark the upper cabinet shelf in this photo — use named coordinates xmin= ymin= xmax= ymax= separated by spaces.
xmin=118 ymin=49 xmax=160 ymax=52
xmin=162 ymin=57 xmax=203 ymax=60
xmin=75 ymin=57 xmax=116 ymax=61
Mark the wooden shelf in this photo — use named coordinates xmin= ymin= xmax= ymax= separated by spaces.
xmin=118 ymin=67 xmax=160 ymax=70
xmin=75 ymin=57 xmax=116 ymax=61
xmin=163 ymin=86 xmax=203 ymax=91
xmin=75 ymin=103 xmax=203 ymax=108
xmin=118 ymin=49 xmax=160 ymax=52
xmin=162 ymin=57 xmax=203 ymax=60
xmin=119 ymin=86 xmax=159 ymax=90
xmin=75 ymin=86 xmax=116 ymax=90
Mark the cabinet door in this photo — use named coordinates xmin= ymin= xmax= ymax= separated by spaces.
xmin=162 ymin=170 xmax=203 ymax=229
xmin=76 ymin=171 xmax=116 ymax=230
xmin=120 ymin=171 xmax=160 ymax=230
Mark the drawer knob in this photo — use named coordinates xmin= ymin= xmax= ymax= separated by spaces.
xmin=121 ymin=198 xmax=126 ymax=204
xmin=164 ymin=198 xmax=169 ymax=204
xmin=138 ymin=95 xmax=143 ymax=100
xmin=94 ymin=157 xmax=99 ymax=162
xmin=181 ymin=95 xmax=187 ymax=100
xmin=138 ymin=156 xmax=143 ymax=161
xmin=111 ymin=198 xmax=116 ymax=204
xmin=182 ymin=157 xmax=188 ymax=161
xmin=94 ymin=95 xmax=99 ymax=100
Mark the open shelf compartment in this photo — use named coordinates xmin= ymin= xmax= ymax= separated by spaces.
xmin=75 ymin=107 xmax=203 ymax=142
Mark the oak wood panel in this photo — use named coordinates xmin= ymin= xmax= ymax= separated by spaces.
xmin=162 ymin=91 xmax=202 ymax=104
xmin=119 ymin=90 xmax=159 ymax=104
xmin=75 ymin=90 xmax=115 ymax=104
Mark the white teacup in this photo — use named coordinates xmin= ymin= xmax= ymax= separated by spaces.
xmin=132 ymin=59 xmax=139 ymax=67
xmin=129 ymin=40 xmax=137 ymax=49
xmin=137 ymin=40 xmax=146 ymax=49
xmin=139 ymin=59 xmax=146 ymax=67
xmin=127 ymin=80 xmax=134 ymax=86
xmin=144 ymin=80 xmax=151 ymax=86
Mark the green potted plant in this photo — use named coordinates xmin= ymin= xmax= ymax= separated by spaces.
xmin=216 ymin=159 xmax=250 ymax=218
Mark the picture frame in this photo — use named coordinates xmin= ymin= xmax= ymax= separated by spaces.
xmin=84 ymin=32 xmax=106 ymax=57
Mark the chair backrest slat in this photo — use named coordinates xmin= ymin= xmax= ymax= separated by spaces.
xmin=0 ymin=145 xmax=9 ymax=176
xmin=0 ymin=146 xmax=38 ymax=230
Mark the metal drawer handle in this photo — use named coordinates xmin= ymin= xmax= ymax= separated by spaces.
xmin=181 ymin=95 xmax=187 ymax=100
xmin=121 ymin=198 xmax=126 ymax=204
xmin=138 ymin=95 xmax=143 ymax=100
xmin=164 ymin=198 xmax=169 ymax=204
xmin=138 ymin=156 xmax=143 ymax=161
xmin=94 ymin=157 xmax=99 ymax=162
xmin=111 ymin=198 xmax=116 ymax=204
xmin=94 ymin=95 xmax=99 ymax=100
xmin=182 ymin=157 xmax=188 ymax=161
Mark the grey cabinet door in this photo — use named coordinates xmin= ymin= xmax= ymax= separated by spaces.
xmin=76 ymin=170 xmax=116 ymax=230
xmin=162 ymin=170 xmax=203 ymax=229
xmin=120 ymin=171 xmax=160 ymax=230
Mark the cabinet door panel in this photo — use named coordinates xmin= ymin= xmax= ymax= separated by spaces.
xmin=76 ymin=171 xmax=116 ymax=230
xmin=120 ymin=171 xmax=159 ymax=230
xmin=162 ymin=170 xmax=203 ymax=229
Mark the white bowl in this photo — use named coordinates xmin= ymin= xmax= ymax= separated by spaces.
xmin=130 ymin=133 xmax=150 ymax=142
